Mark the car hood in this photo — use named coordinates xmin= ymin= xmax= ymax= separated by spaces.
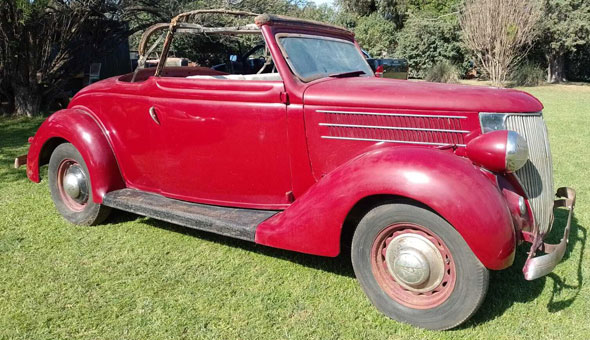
xmin=303 ymin=77 xmax=543 ymax=113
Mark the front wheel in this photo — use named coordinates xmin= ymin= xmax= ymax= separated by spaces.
xmin=48 ymin=143 xmax=111 ymax=225
xmin=351 ymin=203 xmax=489 ymax=330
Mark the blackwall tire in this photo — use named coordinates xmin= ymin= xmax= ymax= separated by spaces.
xmin=351 ymin=203 xmax=489 ymax=330
xmin=48 ymin=143 xmax=111 ymax=226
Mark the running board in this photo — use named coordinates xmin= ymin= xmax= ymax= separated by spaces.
xmin=102 ymin=189 xmax=279 ymax=242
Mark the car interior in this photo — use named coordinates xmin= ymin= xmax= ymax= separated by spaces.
xmin=120 ymin=31 xmax=282 ymax=83
xmin=187 ymin=43 xmax=281 ymax=81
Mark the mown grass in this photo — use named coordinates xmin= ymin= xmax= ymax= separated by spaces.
xmin=1 ymin=84 xmax=589 ymax=339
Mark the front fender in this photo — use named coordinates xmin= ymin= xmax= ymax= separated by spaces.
xmin=256 ymin=147 xmax=515 ymax=270
xmin=27 ymin=109 xmax=124 ymax=203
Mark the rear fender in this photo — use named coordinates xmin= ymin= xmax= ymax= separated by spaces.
xmin=27 ymin=109 xmax=124 ymax=203
xmin=256 ymin=147 xmax=515 ymax=270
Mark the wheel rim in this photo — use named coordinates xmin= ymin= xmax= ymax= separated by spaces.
xmin=56 ymin=158 xmax=89 ymax=212
xmin=371 ymin=223 xmax=456 ymax=309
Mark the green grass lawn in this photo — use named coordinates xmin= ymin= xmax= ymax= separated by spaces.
xmin=1 ymin=84 xmax=589 ymax=339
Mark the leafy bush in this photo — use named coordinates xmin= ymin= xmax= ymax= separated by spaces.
xmin=396 ymin=15 xmax=466 ymax=78
xmin=425 ymin=61 xmax=460 ymax=83
xmin=511 ymin=62 xmax=546 ymax=86
xmin=565 ymin=43 xmax=590 ymax=82
xmin=352 ymin=13 xmax=397 ymax=57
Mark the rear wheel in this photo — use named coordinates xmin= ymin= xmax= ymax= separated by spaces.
xmin=351 ymin=203 xmax=488 ymax=330
xmin=48 ymin=143 xmax=111 ymax=225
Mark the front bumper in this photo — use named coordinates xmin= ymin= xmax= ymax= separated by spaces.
xmin=522 ymin=187 xmax=576 ymax=280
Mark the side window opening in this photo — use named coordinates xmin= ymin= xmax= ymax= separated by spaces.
xmin=177 ymin=37 xmax=281 ymax=81
xmin=122 ymin=30 xmax=281 ymax=83
xmin=125 ymin=11 xmax=284 ymax=83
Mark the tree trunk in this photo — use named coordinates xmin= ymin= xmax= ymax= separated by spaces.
xmin=547 ymin=52 xmax=566 ymax=83
xmin=0 ymin=88 xmax=12 ymax=116
xmin=13 ymin=85 xmax=41 ymax=117
xmin=5 ymin=95 xmax=14 ymax=117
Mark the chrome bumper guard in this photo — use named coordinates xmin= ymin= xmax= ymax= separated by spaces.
xmin=523 ymin=187 xmax=576 ymax=281
xmin=14 ymin=154 xmax=27 ymax=168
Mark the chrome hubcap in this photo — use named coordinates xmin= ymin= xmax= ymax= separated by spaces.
xmin=62 ymin=165 xmax=88 ymax=204
xmin=385 ymin=233 xmax=444 ymax=293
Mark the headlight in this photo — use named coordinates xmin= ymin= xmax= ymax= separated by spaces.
xmin=466 ymin=130 xmax=529 ymax=173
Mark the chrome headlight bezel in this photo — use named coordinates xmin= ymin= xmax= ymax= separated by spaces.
xmin=478 ymin=112 xmax=532 ymax=172
xmin=505 ymin=130 xmax=529 ymax=172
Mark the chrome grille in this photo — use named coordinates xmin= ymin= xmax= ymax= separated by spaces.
xmin=506 ymin=114 xmax=554 ymax=233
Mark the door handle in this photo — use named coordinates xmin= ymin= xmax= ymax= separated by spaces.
xmin=149 ymin=106 xmax=160 ymax=125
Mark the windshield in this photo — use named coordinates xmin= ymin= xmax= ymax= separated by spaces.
xmin=278 ymin=35 xmax=374 ymax=82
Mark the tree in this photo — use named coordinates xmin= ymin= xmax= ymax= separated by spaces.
xmin=337 ymin=0 xmax=462 ymax=29
xmin=0 ymin=1 xmax=134 ymax=117
xmin=565 ymin=43 xmax=590 ymax=82
xmin=338 ymin=0 xmax=378 ymax=17
xmin=354 ymin=13 xmax=397 ymax=57
xmin=336 ymin=0 xmax=465 ymax=76
xmin=396 ymin=14 xmax=464 ymax=78
xmin=300 ymin=3 xmax=338 ymax=23
xmin=460 ymin=0 xmax=543 ymax=87
xmin=0 ymin=0 xmax=193 ymax=117
xmin=337 ymin=0 xmax=405 ymax=28
xmin=542 ymin=0 xmax=590 ymax=83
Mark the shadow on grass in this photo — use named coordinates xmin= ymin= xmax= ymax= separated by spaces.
xmin=112 ymin=211 xmax=358 ymax=279
xmin=0 ymin=116 xmax=46 ymax=185
xmin=461 ymin=208 xmax=585 ymax=328
xmin=104 ymin=209 xmax=146 ymax=225
xmin=0 ymin=117 xmax=45 ymax=149
xmin=546 ymin=209 xmax=586 ymax=313
xmin=106 ymin=202 xmax=584 ymax=326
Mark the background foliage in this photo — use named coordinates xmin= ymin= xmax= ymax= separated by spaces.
xmin=396 ymin=15 xmax=465 ymax=78
xmin=424 ymin=60 xmax=459 ymax=84
xmin=540 ymin=0 xmax=590 ymax=83
xmin=1 ymin=0 xmax=590 ymax=117
xmin=350 ymin=13 xmax=397 ymax=58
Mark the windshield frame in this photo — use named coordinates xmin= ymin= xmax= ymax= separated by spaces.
xmin=275 ymin=33 xmax=374 ymax=83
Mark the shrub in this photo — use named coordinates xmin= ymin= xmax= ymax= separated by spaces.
xmin=511 ymin=62 xmax=546 ymax=87
xmin=565 ymin=44 xmax=590 ymax=82
xmin=353 ymin=13 xmax=397 ymax=57
xmin=425 ymin=61 xmax=459 ymax=83
xmin=396 ymin=15 xmax=466 ymax=78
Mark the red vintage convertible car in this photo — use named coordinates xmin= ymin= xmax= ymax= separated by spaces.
xmin=18 ymin=10 xmax=575 ymax=330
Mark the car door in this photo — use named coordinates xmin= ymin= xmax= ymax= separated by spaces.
xmin=145 ymin=75 xmax=292 ymax=209
xmin=92 ymin=79 xmax=165 ymax=192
